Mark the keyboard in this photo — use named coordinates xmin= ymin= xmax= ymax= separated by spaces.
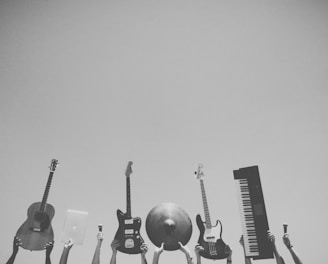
xmin=234 ymin=166 xmax=273 ymax=260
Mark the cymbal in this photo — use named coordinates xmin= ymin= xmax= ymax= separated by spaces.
xmin=146 ymin=203 xmax=192 ymax=251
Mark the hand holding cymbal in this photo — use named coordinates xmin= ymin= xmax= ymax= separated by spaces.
xmin=146 ymin=203 xmax=193 ymax=251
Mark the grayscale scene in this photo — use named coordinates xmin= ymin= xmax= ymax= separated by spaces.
xmin=1 ymin=1 xmax=327 ymax=264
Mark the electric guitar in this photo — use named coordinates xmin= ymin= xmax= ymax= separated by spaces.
xmin=114 ymin=161 xmax=144 ymax=254
xmin=195 ymin=164 xmax=229 ymax=259
xmin=16 ymin=159 xmax=58 ymax=251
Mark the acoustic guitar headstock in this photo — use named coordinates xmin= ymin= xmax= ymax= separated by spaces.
xmin=194 ymin=163 xmax=204 ymax=180
xmin=125 ymin=161 xmax=133 ymax=178
xmin=49 ymin=159 xmax=59 ymax=172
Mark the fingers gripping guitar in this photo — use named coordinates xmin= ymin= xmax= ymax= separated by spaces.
xmin=114 ymin=161 xmax=144 ymax=254
xmin=195 ymin=164 xmax=230 ymax=260
xmin=115 ymin=209 xmax=144 ymax=253
xmin=16 ymin=159 xmax=58 ymax=251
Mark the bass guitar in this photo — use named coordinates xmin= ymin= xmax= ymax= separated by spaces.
xmin=195 ymin=164 xmax=229 ymax=259
xmin=16 ymin=159 xmax=58 ymax=251
xmin=114 ymin=161 xmax=144 ymax=254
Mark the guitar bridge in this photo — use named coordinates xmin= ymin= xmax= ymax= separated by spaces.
xmin=209 ymin=242 xmax=218 ymax=256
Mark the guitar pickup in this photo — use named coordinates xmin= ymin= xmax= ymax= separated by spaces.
xmin=124 ymin=229 xmax=134 ymax=235
xmin=124 ymin=219 xmax=134 ymax=224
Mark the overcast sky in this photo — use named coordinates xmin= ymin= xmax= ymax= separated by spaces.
xmin=1 ymin=1 xmax=327 ymax=264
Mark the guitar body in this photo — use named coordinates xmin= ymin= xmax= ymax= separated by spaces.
xmin=196 ymin=214 xmax=229 ymax=260
xmin=16 ymin=202 xmax=55 ymax=251
xmin=114 ymin=209 xmax=144 ymax=254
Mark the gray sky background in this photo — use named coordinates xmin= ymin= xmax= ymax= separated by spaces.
xmin=1 ymin=1 xmax=327 ymax=264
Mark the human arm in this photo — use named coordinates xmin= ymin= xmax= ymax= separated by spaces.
xmin=6 ymin=236 xmax=21 ymax=264
xmin=178 ymin=242 xmax=193 ymax=264
xmin=283 ymin=234 xmax=303 ymax=264
xmin=194 ymin=244 xmax=204 ymax=264
xmin=152 ymin=243 xmax=164 ymax=264
xmin=140 ymin=243 xmax=148 ymax=264
xmin=110 ymin=240 xmax=120 ymax=264
xmin=91 ymin=232 xmax=103 ymax=264
xmin=239 ymin=235 xmax=252 ymax=264
xmin=225 ymin=245 xmax=232 ymax=264
xmin=267 ymin=231 xmax=285 ymax=264
xmin=59 ymin=240 xmax=74 ymax=264
xmin=45 ymin=241 xmax=54 ymax=264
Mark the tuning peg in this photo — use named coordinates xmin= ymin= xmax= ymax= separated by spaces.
xmin=49 ymin=159 xmax=59 ymax=171
xmin=194 ymin=163 xmax=204 ymax=176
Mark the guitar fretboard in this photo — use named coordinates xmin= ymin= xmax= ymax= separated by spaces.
xmin=200 ymin=179 xmax=212 ymax=229
xmin=126 ymin=176 xmax=132 ymax=218
xmin=40 ymin=172 xmax=54 ymax=212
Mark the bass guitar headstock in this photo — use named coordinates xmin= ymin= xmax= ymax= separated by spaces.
xmin=194 ymin=163 xmax=204 ymax=180
xmin=49 ymin=159 xmax=59 ymax=172
xmin=125 ymin=161 xmax=133 ymax=178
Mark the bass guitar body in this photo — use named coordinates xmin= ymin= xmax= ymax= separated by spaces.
xmin=16 ymin=202 xmax=55 ymax=251
xmin=196 ymin=214 xmax=229 ymax=260
xmin=114 ymin=209 xmax=144 ymax=254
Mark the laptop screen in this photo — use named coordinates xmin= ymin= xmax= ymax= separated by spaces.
xmin=61 ymin=209 xmax=88 ymax=245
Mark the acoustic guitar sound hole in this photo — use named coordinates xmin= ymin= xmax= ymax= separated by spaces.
xmin=35 ymin=211 xmax=47 ymax=222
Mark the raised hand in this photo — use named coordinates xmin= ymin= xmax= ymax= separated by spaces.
xmin=64 ymin=239 xmax=74 ymax=249
xmin=13 ymin=237 xmax=22 ymax=253
xmin=179 ymin=242 xmax=193 ymax=263
xmin=225 ymin=245 xmax=232 ymax=263
xmin=225 ymin=244 xmax=232 ymax=258
xmin=97 ymin=232 xmax=103 ymax=243
xmin=111 ymin=239 xmax=120 ymax=253
xmin=239 ymin=235 xmax=245 ymax=248
xmin=45 ymin=241 xmax=54 ymax=264
xmin=179 ymin=242 xmax=192 ymax=256
xmin=283 ymin=234 xmax=293 ymax=249
xmin=45 ymin=241 xmax=54 ymax=256
xmin=155 ymin=242 xmax=165 ymax=256
xmin=267 ymin=231 xmax=276 ymax=245
xmin=152 ymin=243 xmax=165 ymax=264
xmin=140 ymin=243 xmax=148 ymax=255
xmin=110 ymin=239 xmax=120 ymax=264
xmin=194 ymin=244 xmax=204 ymax=256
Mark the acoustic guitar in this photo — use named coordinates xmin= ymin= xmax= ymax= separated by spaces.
xmin=114 ymin=161 xmax=144 ymax=254
xmin=195 ymin=164 xmax=229 ymax=259
xmin=16 ymin=159 xmax=58 ymax=251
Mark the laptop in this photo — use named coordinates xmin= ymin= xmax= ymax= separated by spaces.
xmin=61 ymin=209 xmax=89 ymax=245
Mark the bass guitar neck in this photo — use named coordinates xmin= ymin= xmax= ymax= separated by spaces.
xmin=195 ymin=164 xmax=230 ymax=259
